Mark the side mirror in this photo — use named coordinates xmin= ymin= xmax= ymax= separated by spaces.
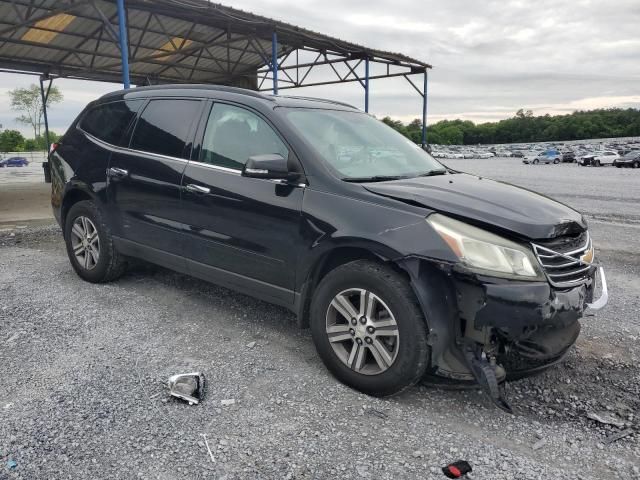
xmin=242 ymin=154 xmax=289 ymax=180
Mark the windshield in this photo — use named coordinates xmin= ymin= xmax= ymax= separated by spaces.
xmin=282 ymin=108 xmax=445 ymax=181
xmin=623 ymin=151 xmax=639 ymax=159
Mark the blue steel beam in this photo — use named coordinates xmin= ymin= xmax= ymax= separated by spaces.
xmin=271 ymin=30 xmax=278 ymax=95
xmin=421 ymin=70 xmax=428 ymax=147
xmin=364 ymin=56 xmax=369 ymax=112
xmin=116 ymin=0 xmax=130 ymax=89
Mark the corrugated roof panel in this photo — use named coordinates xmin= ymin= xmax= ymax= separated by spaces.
xmin=154 ymin=37 xmax=194 ymax=61
xmin=21 ymin=13 xmax=76 ymax=44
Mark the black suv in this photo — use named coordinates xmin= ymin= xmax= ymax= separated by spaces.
xmin=50 ymin=85 xmax=607 ymax=407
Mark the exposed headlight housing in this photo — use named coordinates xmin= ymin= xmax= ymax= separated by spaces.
xmin=427 ymin=213 xmax=545 ymax=281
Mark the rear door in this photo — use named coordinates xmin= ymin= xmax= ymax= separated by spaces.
xmin=68 ymin=99 xmax=143 ymax=212
xmin=180 ymin=101 xmax=305 ymax=306
xmin=107 ymin=97 xmax=204 ymax=261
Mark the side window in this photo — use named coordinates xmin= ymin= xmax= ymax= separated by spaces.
xmin=80 ymin=100 xmax=141 ymax=145
xmin=200 ymin=103 xmax=288 ymax=170
xmin=130 ymin=99 xmax=201 ymax=159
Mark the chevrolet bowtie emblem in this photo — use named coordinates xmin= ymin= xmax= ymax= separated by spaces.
xmin=581 ymin=246 xmax=594 ymax=264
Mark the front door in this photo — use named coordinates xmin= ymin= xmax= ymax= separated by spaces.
xmin=107 ymin=97 xmax=204 ymax=261
xmin=180 ymin=102 xmax=304 ymax=306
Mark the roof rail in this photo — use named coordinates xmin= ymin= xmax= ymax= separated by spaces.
xmin=109 ymin=84 xmax=276 ymax=101
xmin=277 ymin=95 xmax=359 ymax=110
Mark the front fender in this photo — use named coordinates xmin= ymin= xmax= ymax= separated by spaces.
xmin=297 ymin=189 xmax=458 ymax=291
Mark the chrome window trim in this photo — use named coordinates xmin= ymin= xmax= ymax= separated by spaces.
xmin=80 ymin=128 xmax=307 ymax=184
xmin=81 ymin=128 xmax=189 ymax=163
xmin=187 ymin=161 xmax=242 ymax=175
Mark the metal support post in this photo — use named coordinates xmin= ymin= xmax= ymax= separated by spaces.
xmin=271 ymin=30 xmax=278 ymax=95
xmin=116 ymin=0 xmax=130 ymax=88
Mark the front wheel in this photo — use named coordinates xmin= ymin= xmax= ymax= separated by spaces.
xmin=533 ymin=159 xmax=539 ymax=165
xmin=553 ymin=158 xmax=560 ymax=164
xmin=594 ymin=160 xmax=601 ymax=167
xmin=310 ymin=260 xmax=429 ymax=397
xmin=64 ymin=200 xmax=127 ymax=283
xmin=633 ymin=161 xmax=639 ymax=169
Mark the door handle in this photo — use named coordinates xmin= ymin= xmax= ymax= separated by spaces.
xmin=184 ymin=184 xmax=210 ymax=194
xmin=108 ymin=167 xmax=128 ymax=178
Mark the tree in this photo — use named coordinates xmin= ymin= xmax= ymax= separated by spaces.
xmin=8 ymin=84 xmax=63 ymax=140
xmin=437 ymin=126 xmax=464 ymax=145
xmin=0 ymin=129 xmax=25 ymax=152
xmin=21 ymin=132 xmax=60 ymax=151
xmin=380 ymin=108 xmax=640 ymax=145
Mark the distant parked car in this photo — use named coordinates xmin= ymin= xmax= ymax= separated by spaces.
xmin=0 ymin=156 xmax=29 ymax=167
xmin=578 ymin=154 xmax=594 ymax=166
xmin=613 ymin=151 xmax=640 ymax=168
xmin=579 ymin=150 xmax=620 ymax=167
xmin=561 ymin=151 xmax=576 ymax=163
xmin=495 ymin=150 xmax=512 ymax=157
xmin=511 ymin=151 xmax=525 ymax=158
xmin=523 ymin=149 xmax=561 ymax=165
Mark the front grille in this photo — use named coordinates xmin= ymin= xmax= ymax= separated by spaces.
xmin=532 ymin=231 xmax=593 ymax=288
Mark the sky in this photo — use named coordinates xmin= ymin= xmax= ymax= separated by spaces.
xmin=1 ymin=0 xmax=639 ymax=137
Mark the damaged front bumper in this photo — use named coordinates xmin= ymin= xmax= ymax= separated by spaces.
xmin=401 ymin=257 xmax=608 ymax=384
xmin=401 ymin=256 xmax=607 ymax=412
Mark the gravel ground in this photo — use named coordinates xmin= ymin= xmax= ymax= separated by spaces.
xmin=1 ymin=159 xmax=639 ymax=479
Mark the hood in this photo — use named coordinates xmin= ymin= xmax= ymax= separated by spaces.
xmin=364 ymin=173 xmax=586 ymax=240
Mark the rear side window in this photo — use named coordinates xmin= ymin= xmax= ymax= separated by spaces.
xmin=80 ymin=100 xmax=141 ymax=145
xmin=130 ymin=99 xmax=201 ymax=159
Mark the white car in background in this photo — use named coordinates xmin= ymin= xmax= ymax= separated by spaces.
xmin=579 ymin=150 xmax=620 ymax=167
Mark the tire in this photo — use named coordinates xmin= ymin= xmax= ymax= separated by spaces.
xmin=64 ymin=200 xmax=127 ymax=283
xmin=310 ymin=260 xmax=429 ymax=397
xmin=633 ymin=161 xmax=639 ymax=169
xmin=553 ymin=158 xmax=560 ymax=164
xmin=594 ymin=160 xmax=601 ymax=167
xmin=533 ymin=159 xmax=539 ymax=165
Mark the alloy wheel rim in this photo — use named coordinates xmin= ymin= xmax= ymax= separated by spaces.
xmin=325 ymin=288 xmax=399 ymax=375
xmin=70 ymin=216 xmax=100 ymax=270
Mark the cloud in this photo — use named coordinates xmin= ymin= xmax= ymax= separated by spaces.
xmin=1 ymin=0 xmax=639 ymax=135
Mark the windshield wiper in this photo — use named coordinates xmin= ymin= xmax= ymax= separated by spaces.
xmin=416 ymin=169 xmax=448 ymax=177
xmin=343 ymin=175 xmax=410 ymax=183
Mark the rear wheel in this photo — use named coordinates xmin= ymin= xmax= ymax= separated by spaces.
xmin=64 ymin=200 xmax=127 ymax=283
xmin=310 ymin=260 xmax=429 ymax=397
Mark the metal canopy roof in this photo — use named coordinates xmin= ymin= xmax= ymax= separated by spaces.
xmin=0 ymin=0 xmax=431 ymax=89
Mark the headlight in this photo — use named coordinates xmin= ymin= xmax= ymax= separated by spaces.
xmin=427 ymin=213 xmax=545 ymax=280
